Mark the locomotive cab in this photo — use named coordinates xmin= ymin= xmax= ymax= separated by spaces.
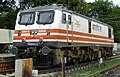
xmin=12 ymin=6 xmax=65 ymax=67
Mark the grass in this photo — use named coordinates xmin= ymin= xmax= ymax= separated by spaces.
xmin=114 ymin=51 xmax=120 ymax=55
xmin=71 ymin=59 xmax=120 ymax=77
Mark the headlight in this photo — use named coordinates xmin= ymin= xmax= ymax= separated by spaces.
xmin=42 ymin=46 xmax=51 ymax=55
xmin=10 ymin=46 xmax=18 ymax=55
xmin=30 ymin=29 xmax=38 ymax=35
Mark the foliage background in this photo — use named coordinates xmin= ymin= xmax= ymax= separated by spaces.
xmin=0 ymin=0 xmax=120 ymax=42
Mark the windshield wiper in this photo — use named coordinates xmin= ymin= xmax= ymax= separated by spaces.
xmin=25 ymin=14 xmax=33 ymax=26
xmin=27 ymin=14 xmax=33 ymax=23
xmin=43 ymin=14 xmax=52 ymax=25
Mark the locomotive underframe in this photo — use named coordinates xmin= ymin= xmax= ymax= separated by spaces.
xmin=12 ymin=42 xmax=113 ymax=68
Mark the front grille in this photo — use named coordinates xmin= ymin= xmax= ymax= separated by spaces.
xmin=33 ymin=54 xmax=53 ymax=68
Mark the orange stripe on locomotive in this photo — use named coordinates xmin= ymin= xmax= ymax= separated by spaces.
xmin=13 ymin=29 xmax=114 ymax=44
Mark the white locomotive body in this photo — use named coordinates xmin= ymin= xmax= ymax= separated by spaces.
xmin=12 ymin=5 xmax=114 ymax=67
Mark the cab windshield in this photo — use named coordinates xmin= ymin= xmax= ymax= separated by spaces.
xmin=19 ymin=12 xmax=35 ymax=25
xmin=37 ymin=11 xmax=54 ymax=24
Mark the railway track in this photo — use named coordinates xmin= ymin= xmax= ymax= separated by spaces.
xmin=35 ymin=60 xmax=102 ymax=77
xmin=99 ymin=66 xmax=120 ymax=77
xmin=89 ymin=63 xmax=120 ymax=77
xmin=0 ymin=54 xmax=120 ymax=77
xmin=36 ymin=54 xmax=120 ymax=77
xmin=37 ymin=61 xmax=97 ymax=77
xmin=87 ymin=54 xmax=120 ymax=77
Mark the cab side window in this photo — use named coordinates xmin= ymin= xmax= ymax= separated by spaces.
xmin=62 ymin=13 xmax=66 ymax=23
xmin=108 ymin=28 xmax=111 ymax=38
xmin=68 ymin=15 xmax=71 ymax=25
xmin=89 ymin=21 xmax=91 ymax=33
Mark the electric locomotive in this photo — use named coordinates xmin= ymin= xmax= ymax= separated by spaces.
xmin=11 ymin=5 xmax=114 ymax=68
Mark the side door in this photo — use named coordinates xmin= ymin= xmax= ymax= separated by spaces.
xmin=62 ymin=11 xmax=73 ymax=43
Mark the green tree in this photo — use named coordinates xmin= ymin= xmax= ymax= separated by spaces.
xmin=0 ymin=0 xmax=17 ymax=29
xmin=88 ymin=0 xmax=113 ymax=19
xmin=19 ymin=0 xmax=89 ymax=15
xmin=108 ymin=6 xmax=120 ymax=42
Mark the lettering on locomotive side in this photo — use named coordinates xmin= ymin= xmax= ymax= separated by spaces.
xmin=74 ymin=19 xmax=80 ymax=30
xmin=75 ymin=19 xmax=80 ymax=27
xmin=92 ymin=24 xmax=102 ymax=32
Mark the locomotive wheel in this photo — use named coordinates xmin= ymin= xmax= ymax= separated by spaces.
xmin=73 ymin=58 xmax=79 ymax=65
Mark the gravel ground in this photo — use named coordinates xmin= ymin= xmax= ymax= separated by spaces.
xmin=99 ymin=67 xmax=120 ymax=77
